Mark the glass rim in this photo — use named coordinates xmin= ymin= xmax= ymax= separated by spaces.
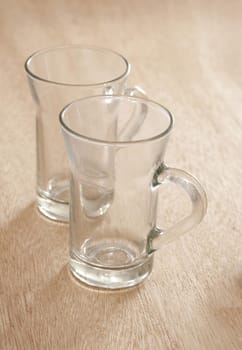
xmin=59 ymin=95 xmax=173 ymax=146
xmin=24 ymin=45 xmax=130 ymax=87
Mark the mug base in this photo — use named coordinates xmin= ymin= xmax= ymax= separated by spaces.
xmin=37 ymin=192 xmax=69 ymax=222
xmin=69 ymin=252 xmax=154 ymax=289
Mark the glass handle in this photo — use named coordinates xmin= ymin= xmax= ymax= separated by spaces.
xmin=104 ymin=85 xmax=147 ymax=98
xmin=116 ymin=85 xmax=147 ymax=141
xmin=148 ymin=163 xmax=207 ymax=252
xmin=103 ymin=85 xmax=147 ymax=140
xmin=124 ymin=85 xmax=147 ymax=98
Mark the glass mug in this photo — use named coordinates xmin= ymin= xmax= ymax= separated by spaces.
xmin=60 ymin=95 xmax=207 ymax=289
xmin=25 ymin=45 xmax=146 ymax=222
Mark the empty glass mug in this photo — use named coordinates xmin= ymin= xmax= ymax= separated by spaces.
xmin=60 ymin=95 xmax=207 ymax=289
xmin=25 ymin=45 xmax=146 ymax=222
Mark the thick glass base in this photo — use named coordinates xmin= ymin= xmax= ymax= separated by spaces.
xmin=70 ymin=251 xmax=154 ymax=289
xmin=37 ymin=192 xmax=69 ymax=222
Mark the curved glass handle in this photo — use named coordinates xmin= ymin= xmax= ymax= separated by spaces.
xmin=103 ymin=85 xmax=147 ymax=140
xmin=148 ymin=163 xmax=207 ymax=252
xmin=124 ymin=85 xmax=147 ymax=98
xmin=115 ymin=85 xmax=147 ymax=141
xmin=104 ymin=85 xmax=147 ymax=98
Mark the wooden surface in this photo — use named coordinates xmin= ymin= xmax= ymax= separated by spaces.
xmin=1 ymin=0 xmax=242 ymax=349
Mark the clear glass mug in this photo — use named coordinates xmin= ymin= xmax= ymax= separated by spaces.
xmin=25 ymin=45 xmax=146 ymax=222
xmin=60 ymin=95 xmax=207 ymax=289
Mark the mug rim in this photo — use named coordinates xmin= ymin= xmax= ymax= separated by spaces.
xmin=24 ymin=45 xmax=130 ymax=87
xmin=59 ymin=95 xmax=173 ymax=146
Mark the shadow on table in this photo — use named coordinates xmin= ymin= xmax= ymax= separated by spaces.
xmin=1 ymin=203 xmax=145 ymax=348
xmin=30 ymin=263 xmax=144 ymax=348
xmin=0 ymin=202 xmax=68 ymax=292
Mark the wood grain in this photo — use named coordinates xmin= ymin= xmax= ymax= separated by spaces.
xmin=0 ymin=0 xmax=242 ymax=349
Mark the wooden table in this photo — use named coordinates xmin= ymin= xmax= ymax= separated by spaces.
xmin=1 ymin=0 xmax=241 ymax=349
